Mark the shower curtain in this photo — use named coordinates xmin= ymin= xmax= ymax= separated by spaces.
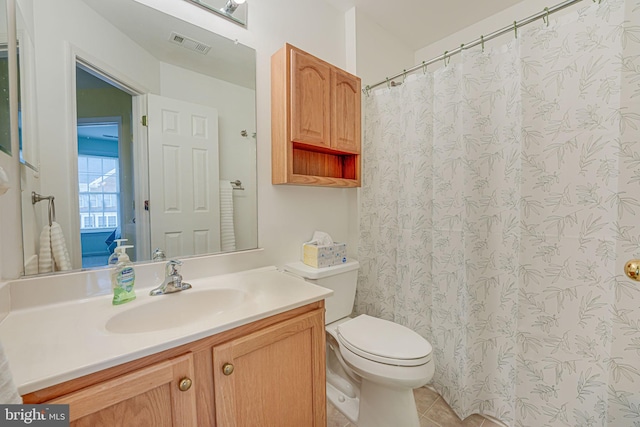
xmin=356 ymin=0 xmax=640 ymax=425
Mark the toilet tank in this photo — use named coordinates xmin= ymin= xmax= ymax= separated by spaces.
xmin=283 ymin=260 xmax=359 ymax=324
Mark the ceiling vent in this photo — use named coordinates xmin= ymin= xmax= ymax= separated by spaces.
xmin=169 ymin=32 xmax=211 ymax=55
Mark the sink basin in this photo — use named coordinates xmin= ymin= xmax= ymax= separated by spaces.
xmin=105 ymin=288 xmax=248 ymax=334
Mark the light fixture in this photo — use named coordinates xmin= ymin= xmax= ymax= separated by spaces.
xmin=184 ymin=0 xmax=248 ymax=27
xmin=221 ymin=0 xmax=246 ymax=15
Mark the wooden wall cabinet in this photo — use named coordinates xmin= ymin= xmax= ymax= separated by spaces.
xmin=272 ymin=43 xmax=361 ymax=187
xmin=25 ymin=303 xmax=326 ymax=427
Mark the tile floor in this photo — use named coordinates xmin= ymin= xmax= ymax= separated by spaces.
xmin=327 ymin=386 xmax=505 ymax=427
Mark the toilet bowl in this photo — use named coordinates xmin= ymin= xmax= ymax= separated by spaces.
xmin=284 ymin=260 xmax=434 ymax=427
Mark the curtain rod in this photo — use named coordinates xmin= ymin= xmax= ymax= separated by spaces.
xmin=364 ymin=0 xmax=588 ymax=93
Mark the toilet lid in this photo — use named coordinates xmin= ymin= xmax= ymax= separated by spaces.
xmin=336 ymin=315 xmax=432 ymax=367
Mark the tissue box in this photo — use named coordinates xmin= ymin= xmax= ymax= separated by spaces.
xmin=303 ymin=242 xmax=347 ymax=268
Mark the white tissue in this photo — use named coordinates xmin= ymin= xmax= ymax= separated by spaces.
xmin=306 ymin=231 xmax=334 ymax=246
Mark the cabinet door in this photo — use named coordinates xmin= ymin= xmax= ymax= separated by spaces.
xmin=49 ymin=353 xmax=197 ymax=427
xmin=331 ymin=68 xmax=361 ymax=153
xmin=290 ymin=49 xmax=331 ymax=149
xmin=213 ymin=310 xmax=326 ymax=427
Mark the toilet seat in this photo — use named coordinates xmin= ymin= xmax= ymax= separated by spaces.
xmin=337 ymin=315 xmax=432 ymax=367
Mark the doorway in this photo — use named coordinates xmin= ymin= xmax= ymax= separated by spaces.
xmin=75 ymin=64 xmax=136 ymax=268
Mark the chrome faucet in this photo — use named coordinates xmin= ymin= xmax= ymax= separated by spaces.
xmin=152 ymin=248 xmax=166 ymax=262
xmin=149 ymin=260 xmax=192 ymax=296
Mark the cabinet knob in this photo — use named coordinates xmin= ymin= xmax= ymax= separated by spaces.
xmin=222 ymin=363 xmax=234 ymax=376
xmin=178 ymin=377 xmax=192 ymax=392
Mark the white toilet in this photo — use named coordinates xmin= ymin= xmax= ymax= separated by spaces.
xmin=284 ymin=260 xmax=434 ymax=427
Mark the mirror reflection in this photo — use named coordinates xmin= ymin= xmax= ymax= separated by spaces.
xmin=0 ymin=0 xmax=10 ymax=156
xmin=18 ymin=0 xmax=257 ymax=276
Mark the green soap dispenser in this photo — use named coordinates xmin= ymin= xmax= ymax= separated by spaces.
xmin=112 ymin=245 xmax=136 ymax=305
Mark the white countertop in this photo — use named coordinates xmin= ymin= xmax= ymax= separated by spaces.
xmin=0 ymin=266 xmax=332 ymax=395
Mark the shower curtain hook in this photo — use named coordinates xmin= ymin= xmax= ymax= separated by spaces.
xmin=513 ymin=21 xmax=518 ymax=39
xmin=386 ymin=77 xmax=390 ymax=89
xmin=402 ymin=69 xmax=407 ymax=83
xmin=422 ymin=61 xmax=427 ymax=74
xmin=363 ymin=85 xmax=371 ymax=97
xmin=443 ymin=51 xmax=449 ymax=67
xmin=543 ymin=7 xmax=549 ymax=26
xmin=481 ymin=35 xmax=485 ymax=52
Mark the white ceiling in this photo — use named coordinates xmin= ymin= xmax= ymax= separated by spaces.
xmin=324 ymin=0 xmax=527 ymax=51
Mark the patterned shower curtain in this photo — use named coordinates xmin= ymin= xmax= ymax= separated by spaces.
xmin=356 ymin=1 xmax=640 ymax=425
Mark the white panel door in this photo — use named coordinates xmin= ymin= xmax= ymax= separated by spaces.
xmin=147 ymin=94 xmax=220 ymax=258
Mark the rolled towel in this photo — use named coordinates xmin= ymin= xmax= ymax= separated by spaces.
xmin=219 ymin=181 xmax=236 ymax=252
xmin=38 ymin=225 xmax=53 ymax=274
xmin=0 ymin=341 xmax=21 ymax=404
xmin=50 ymin=222 xmax=71 ymax=271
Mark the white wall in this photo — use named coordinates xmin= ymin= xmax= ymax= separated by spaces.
xmin=351 ymin=7 xmax=415 ymax=87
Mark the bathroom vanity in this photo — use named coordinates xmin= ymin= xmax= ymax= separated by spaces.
xmin=0 ymin=265 xmax=331 ymax=426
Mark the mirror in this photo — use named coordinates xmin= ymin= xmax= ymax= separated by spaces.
xmin=0 ymin=0 xmax=10 ymax=156
xmin=18 ymin=0 xmax=257 ymax=276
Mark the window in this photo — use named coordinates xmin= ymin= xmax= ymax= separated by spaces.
xmin=78 ymin=155 xmax=119 ymax=230
xmin=82 ymin=216 xmax=94 ymax=228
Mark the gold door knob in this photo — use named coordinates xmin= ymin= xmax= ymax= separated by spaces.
xmin=222 ymin=363 xmax=234 ymax=376
xmin=625 ymin=259 xmax=640 ymax=281
xmin=178 ymin=377 xmax=192 ymax=392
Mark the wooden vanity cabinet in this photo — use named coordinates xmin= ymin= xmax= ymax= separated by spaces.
xmin=48 ymin=354 xmax=197 ymax=427
xmin=23 ymin=302 xmax=326 ymax=427
xmin=272 ymin=43 xmax=361 ymax=187
xmin=213 ymin=310 xmax=326 ymax=426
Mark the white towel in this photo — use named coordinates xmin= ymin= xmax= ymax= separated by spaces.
xmin=219 ymin=181 xmax=236 ymax=252
xmin=37 ymin=222 xmax=71 ymax=273
xmin=0 ymin=342 xmax=22 ymax=404
xmin=50 ymin=222 xmax=71 ymax=271
xmin=38 ymin=225 xmax=53 ymax=273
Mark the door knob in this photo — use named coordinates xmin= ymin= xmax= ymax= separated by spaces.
xmin=222 ymin=363 xmax=234 ymax=376
xmin=625 ymin=259 xmax=640 ymax=281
